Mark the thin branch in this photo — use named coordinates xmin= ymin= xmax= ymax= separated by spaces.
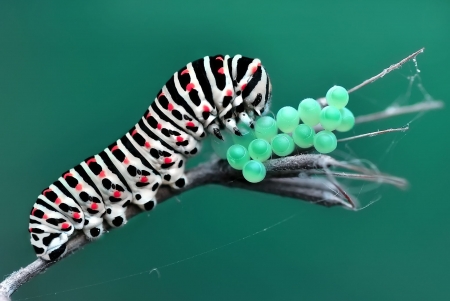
xmin=347 ymin=48 xmax=425 ymax=93
xmin=354 ymin=100 xmax=444 ymax=124
xmin=318 ymin=48 xmax=425 ymax=106
xmin=306 ymin=170 xmax=408 ymax=188
xmin=337 ymin=125 xmax=409 ymax=142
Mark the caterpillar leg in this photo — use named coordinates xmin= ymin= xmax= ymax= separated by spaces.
xmin=81 ymin=217 xmax=105 ymax=239
xmin=207 ymin=120 xmax=224 ymax=140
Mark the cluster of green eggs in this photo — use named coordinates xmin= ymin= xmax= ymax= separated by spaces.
xmin=211 ymin=86 xmax=355 ymax=183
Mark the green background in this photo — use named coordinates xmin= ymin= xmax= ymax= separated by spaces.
xmin=0 ymin=1 xmax=448 ymax=300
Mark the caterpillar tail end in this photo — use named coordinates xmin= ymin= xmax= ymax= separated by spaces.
xmin=36 ymin=242 xmax=67 ymax=261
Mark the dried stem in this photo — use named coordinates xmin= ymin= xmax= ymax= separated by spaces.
xmin=354 ymin=100 xmax=443 ymax=124
xmin=318 ymin=48 xmax=425 ymax=106
xmin=337 ymin=125 xmax=409 ymax=142
xmin=347 ymin=48 xmax=425 ymax=93
xmin=0 ymin=48 xmax=442 ymax=301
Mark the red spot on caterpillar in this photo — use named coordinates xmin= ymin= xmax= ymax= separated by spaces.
xmin=241 ymin=83 xmax=247 ymax=91
xmin=186 ymin=121 xmax=195 ymax=127
xmin=218 ymin=67 xmax=224 ymax=74
xmin=75 ymin=184 xmax=82 ymax=191
xmin=29 ymin=228 xmax=32 ymax=232
xmin=43 ymin=188 xmax=52 ymax=195
xmin=157 ymin=123 xmax=162 ymax=130
xmin=124 ymin=158 xmax=130 ymax=164
xmin=131 ymin=129 xmax=137 ymax=136
xmin=176 ymin=136 xmax=183 ymax=142
xmin=63 ymin=173 xmax=73 ymax=179
xmin=91 ymin=203 xmax=98 ymax=210
xmin=168 ymin=103 xmax=174 ymax=111
xmin=73 ymin=212 xmax=81 ymax=219
xmin=31 ymin=208 xmax=36 ymax=216
xmin=258 ymin=62 xmax=261 ymax=66
xmin=164 ymin=158 xmax=172 ymax=164
xmin=111 ymin=145 xmax=119 ymax=152
xmin=86 ymin=158 xmax=96 ymax=165
xmin=113 ymin=191 xmax=121 ymax=198
xmin=61 ymin=223 xmax=70 ymax=229
xmin=158 ymin=92 xmax=165 ymax=99
xmin=141 ymin=176 xmax=148 ymax=183
xmin=145 ymin=142 xmax=150 ymax=148
xmin=146 ymin=112 xmax=151 ymax=118
xmin=203 ymin=105 xmax=210 ymax=112
xmin=251 ymin=66 xmax=257 ymax=74
xmin=55 ymin=198 xmax=61 ymax=205
xmin=180 ymin=69 xmax=189 ymax=75
xmin=99 ymin=171 xmax=106 ymax=178
xmin=226 ymin=89 xmax=233 ymax=96
xmin=186 ymin=83 xmax=195 ymax=92
xmin=43 ymin=214 xmax=48 ymax=220
xmin=216 ymin=56 xmax=224 ymax=61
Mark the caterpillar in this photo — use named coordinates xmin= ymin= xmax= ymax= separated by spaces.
xmin=29 ymin=54 xmax=272 ymax=260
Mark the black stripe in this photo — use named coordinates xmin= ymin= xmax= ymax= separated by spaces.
xmin=151 ymin=102 xmax=189 ymax=135
xmin=98 ymin=150 xmax=132 ymax=192
xmin=120 ymin=136 xmax=159 ymax=174
xmin=209 ymin=55 xmax=226 ymax=90
xmin=53 ymin=181 xmax=77 ymax=201
xmin=236 ymin=57 xmax=252 ymax=83
xmin=36 ymin=198 xmax=58 ymax=212
xmin=192 ymin=58 xmax=215 ymax=108
xmin=265 ymin=73 xmax=270 ymax=102
xmin=242 ymin=67 xmax=262 ymax=100
xmin=73 ymin=164 xmax=102 ymax=197
xmin=177 ymin=67 xmax=191 ymax=90
xmin=227 ymin=58 xmax=233 ymax=83
xmin=138 ymin=119 xmax=175 ymax=152
xmin=165 ymin=78 xmax=198 ymax=120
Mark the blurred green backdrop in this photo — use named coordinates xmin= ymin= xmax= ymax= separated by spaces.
xmin=0 ymin=1 xmax=449 ymax=300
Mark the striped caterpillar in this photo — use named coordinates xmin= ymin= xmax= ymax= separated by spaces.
xmin=29 ymin=54 xmax=272 ymax=260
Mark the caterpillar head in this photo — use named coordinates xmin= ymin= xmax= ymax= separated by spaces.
xmin=243 ymin=65 xmax=272 ymax=117
xmin=231 ymin=55 xmax=272 ymax=120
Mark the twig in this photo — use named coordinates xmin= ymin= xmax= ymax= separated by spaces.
xmin=318 ymin=48 xmax=425 ymax=106
xmin=347 ymin=48 xmax=425 ymax=93
xmin=306 ymin=170 xmax=408 ymax=188
xmin=337 ymin=125 xmax=409 ymax=142
xmin=354 ymin=100 xmax=444 ymax=124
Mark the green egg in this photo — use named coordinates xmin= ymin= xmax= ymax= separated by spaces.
xmin=271 ymin=134 xmax=295 ymax=157
xmin=336 ymin=108 xmax=355 ymax=132
xmin=242 ymin=160 xmax=266 ymax=183
xmin=320 ymin=106 xmax=342 ymax=131
xmin=298 ymin=98 xmax=321 ymax=127
xmin=313 ymin=130 xmax=337 ymax=154
xmin=248 ymin=138 xmax=272 ymax=162
xmin=226 ymin=144 xmax=250 ymax=170
xmin=326 ymin=86 xmax=349 ymax=109
xmin=255 ymin=116 xmax=278 ymax=142
xmin=293 ymin=124 xmax=315 ymax=148
xmin=276 ymin=106 xmax=300 ymax=133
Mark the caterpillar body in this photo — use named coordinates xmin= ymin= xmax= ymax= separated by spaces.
xmin=29 ymin=54 xmax=272 ymax=261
